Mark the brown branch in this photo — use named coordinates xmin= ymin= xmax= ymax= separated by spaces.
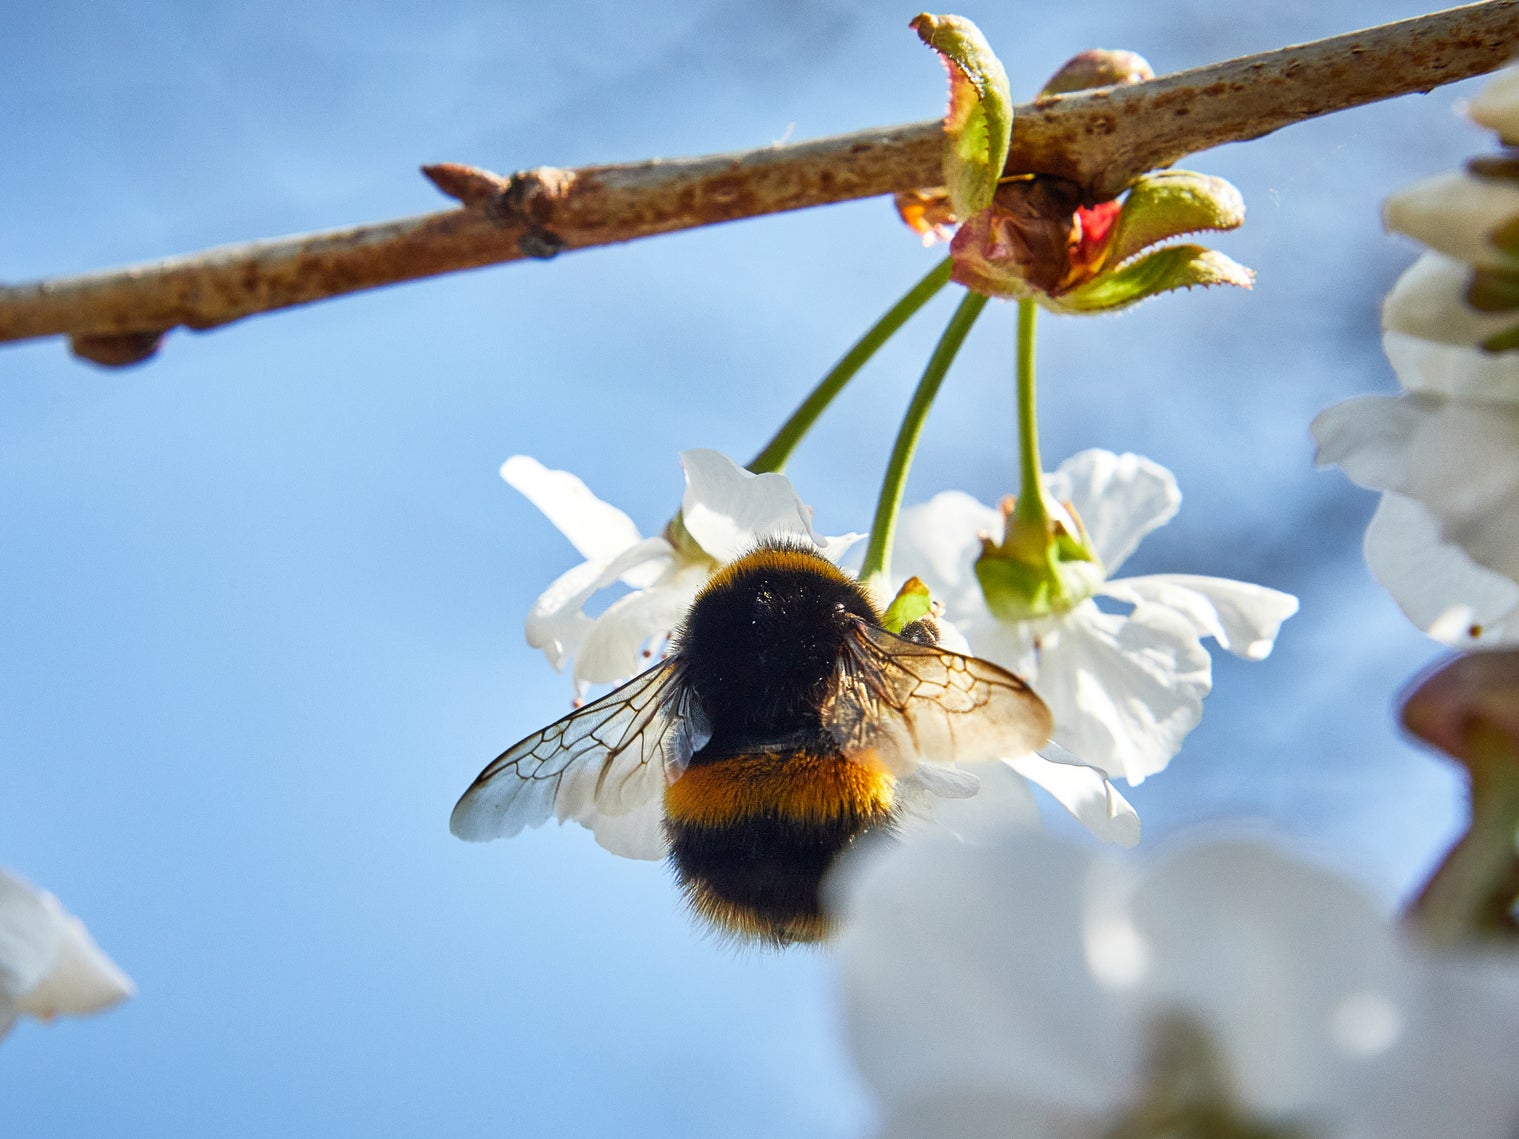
xmin=4 ymin=1 xmax=1517 ymax=366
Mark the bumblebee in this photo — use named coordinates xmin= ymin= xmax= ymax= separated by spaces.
xmin=451 ymin=541 xmax=1052 ymax=944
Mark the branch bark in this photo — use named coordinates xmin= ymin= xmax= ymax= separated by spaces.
xmin=4 ymin=1 xmax=1517 ymax=366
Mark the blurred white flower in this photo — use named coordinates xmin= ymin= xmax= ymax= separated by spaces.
xmin=1381 ymin=250 xmax=1519 ymax=351
xmin=895 ymin=450 xmax=1298 ymax=786
xmin=1383 ymin=169 xmax=1519 ymax=271
xmin=834 ymin=831 xmax=1519 ymax=1139
xmin=1468 ymin=64 xmax=1519 ymax=144
xmin=0 ymin=871 xmax=133 ymax=1039
xmin=1313 ymin=331 xmax=1519 ymax=645
xmin=503 ymin=448 xmax=859 ymax=693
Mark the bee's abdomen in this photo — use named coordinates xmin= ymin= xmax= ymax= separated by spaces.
xmin=662 ymin=750 xmax=895 ymax=945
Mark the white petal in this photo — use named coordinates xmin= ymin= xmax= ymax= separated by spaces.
xmin=500 ymin=455 xmax=644 ymax=560
xmin=581 ymin=793 xmax=668 ymax=861
xmin=1468 ymin=65 xmax=1519 ymax=144
xmin=0 ymin=872 xmax=132 ymax=1035
xmin=1369 ymin=957 xmax=1519 ymax=1139
xmin=833 ymin=832 xmax=1131 ymax=1119
xmin=1100 ymin=574 xmax=1299 ymax=660
xmin=15 ymin=916 xmax=135 ymax=1020
xmin=1381 ymin=252 xmax=1519 ymax=350
xmin=0 ymin=873 xmax=61 ymax=1004
xmin=895 ymin=492 xmax=1001 ymax=601
xmin=678 ymin=449 xmax=821 ymax=562
xmin=893 ymin=761 xmax=1036 ymax=845
xmin=1400 ymin=400 xmax=1519 ymax=584
xmin=1383 ymin=170 xmax=1519 ymax=269
xmin=596 ymin=534 xmax=678 ymax=591
xmin=523 ymin=558 xmax=606 ymax=669
xmin=1006 ymin=752 xmax=1140 ymax=847
xmin=1310 ymin=394 xmax=1423 ymax=493
xmin=1025 ymin=601 xmax=1212 ymax=785
xmin=1383 ymin=330 xmax=1519 ymax=402
xmin=1045 ymin=450 xmax=1179 ymax=575
xmin=1128 ymin=843 xmax=1409 ymax=1119
xmin=1364 ymin=494 xmax=1519 ymax=646
xmin=572 ymin=575 xmax=702 ymax=687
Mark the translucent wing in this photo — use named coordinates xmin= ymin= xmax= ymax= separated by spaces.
xmin=823 ymin=618 xmax=1052 ymax=775
xmin=450 ymin=658 xmax=708 ymax=860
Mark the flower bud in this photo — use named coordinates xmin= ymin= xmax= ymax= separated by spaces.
xmin=973 ymin=494 xmax=1103 ymax=621
xmin=1040 ymin=48 xmax=1153 ymax=96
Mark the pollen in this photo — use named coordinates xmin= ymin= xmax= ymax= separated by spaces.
xmin=664 ymin=750 xmax=896 ymax=826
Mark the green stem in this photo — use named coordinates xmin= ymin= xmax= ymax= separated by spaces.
xmin=1010 ymin=298 xmax=1051 ymax=544
xmin=858 ymin=289 xmax=989 ymax=595
xmin=748 ymin=257 xmax=954 ymax=474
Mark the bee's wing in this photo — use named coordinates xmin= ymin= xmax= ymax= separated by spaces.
xmin=450 ymin=658 xmax=707 ymax=860
xmin=823 ymin=619 xmax=1052 ymax=774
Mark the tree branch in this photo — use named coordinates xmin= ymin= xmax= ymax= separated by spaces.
xmin=4 ymin=1 xmax=1516 ymax=366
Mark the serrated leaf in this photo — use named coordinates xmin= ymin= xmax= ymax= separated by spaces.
xmin=911 ymin=13 xmax=1012 ymax=218
xmin=1057 ymin=245 xmax=1253 ymax=313
xmin=1105 ymin=170 xmax=1246 ymax=269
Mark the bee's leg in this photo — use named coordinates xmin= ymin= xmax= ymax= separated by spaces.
xmin=897 ymin=616 xmax=941 ymax=646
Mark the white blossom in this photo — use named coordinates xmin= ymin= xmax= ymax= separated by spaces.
xmin=1313 ymin=331 xmax=1519 ymax=645
xmin=834 ymin=830 xmax=1519 ymax=1139
xmin=895 ymin=450 xmax=1297 ymax=789
xmin=1468 ymin=64 xmax=1519 ymax=144
xmin=503 ymin=449 xmax=859 ymax=693
xmin=0 ymin=871 xmax=133 ymax=1039
xmin=1383 ymin=170 xmax=1519 ymax=271
xmin=1380 ymin=250 xmax=1519 ymax=351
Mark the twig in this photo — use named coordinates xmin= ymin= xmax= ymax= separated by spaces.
xmin=3 ymin=1 xmax=1516 ymax=366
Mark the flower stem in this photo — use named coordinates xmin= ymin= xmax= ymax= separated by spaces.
xmin=858 ymin=289 xmax=989 ymax=596
xmin=1409 ymin=721 xmax=1519 ymax=947
xmin=748 ymin=257 xmax=953 ymax=474
xmin=1010 ymin=298 xmax=1051 ymax=545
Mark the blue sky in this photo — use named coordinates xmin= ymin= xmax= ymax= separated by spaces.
xmin=0 ymin=1 xmax=1495 ymax=1134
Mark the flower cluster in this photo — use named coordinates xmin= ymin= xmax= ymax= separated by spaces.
xmin=1313 ymin=66 xmax=1519 ymax=646
xmin=507 ymin=448 xmax=1294 ymax=846
xmin=834 ymin=829 xmax=1519 ymax=1139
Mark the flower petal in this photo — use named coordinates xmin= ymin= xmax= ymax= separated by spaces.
xmin=572 ymin=566 xmax=705 ymax=687
xmin=895 ymin=491 xmax=1001 ymax=605
xmin=1384 ymin=169 xmax=1519 ymax=270
xmin=678 ymin=449 xmax=822 ymax=562
xmin=1399 ymin=399 xmax=1519 ymax=584
xmin=1044 ymin=450 xmax=1180 ymax=574
xmin=1469 ymin=65 xmax=1519 ymax=144
xmin=1363 ymin=493 xmax=1519 ymax=646
xmin=0 ymin=872 xmax=132 ymax=1037
xmin=1382 ymin=251 xmax=1519 ymax=350
xmin=834 ymin=832 xmax=1130 ymax=1120
xmin=523 ymin=558 xmax=607 ymax=669
xmin=577 ymin=793 xmax=669 ymax=861
xmin=1021 ymin=600 xmax=1212 ymax=784
xmin=1128 ymin=843 xmax=1409 ymax=1119
xmin=1006 ymin=751 xmax=1140 ymax=847
xmin=1383 ymin=330 xmax=1519 ymax=402
xmin=0 ymin=873 xmax=61 ymax=1007
xmin=500 ymin=455 xmax=644 ymax=561
xmin=1100 ymin=574 xmax=1298 ymax=660
xmin=1310 ymin=394 xmax=1424 ymax=492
